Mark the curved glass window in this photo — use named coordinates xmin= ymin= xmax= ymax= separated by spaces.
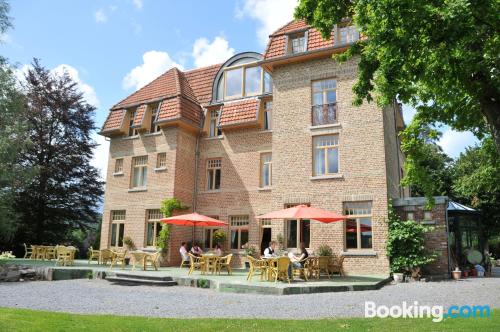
xmin=245 ymin=67 xmax=261 ymax=96
xmin=225 ymin=68 xmax=243 ymax=98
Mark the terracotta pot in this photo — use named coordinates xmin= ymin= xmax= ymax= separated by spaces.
xmin=451 ymin=270 xmax=461 ymax=280
xmin=393 ymin=273 xmax=404 ymax=283
xmin=462 ymin=271 xmax=469 ymax=278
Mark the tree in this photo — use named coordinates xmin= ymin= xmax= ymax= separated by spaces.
xmin=295 ymin=1 xmax=500 ymax=151
xmin=452 ymin=137 xmax=500 ymax=240
xmin=13 ymin=59 xmax=104 ymax=246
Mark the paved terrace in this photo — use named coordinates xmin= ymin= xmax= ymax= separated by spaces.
xmin=3 ymin=259 xmax=389 ymax=295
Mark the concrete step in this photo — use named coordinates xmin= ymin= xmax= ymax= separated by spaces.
xmin=105 ymin=275 xmax=177 ymax=286
xmin=114 ymin=272 xmax=174 ymax=282
xmin=491 ymin=267 xmax=500 ymax=278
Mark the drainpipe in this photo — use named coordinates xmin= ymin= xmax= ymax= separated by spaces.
xmin=191 ymin=113 xmax=203 ymax=242
xmin=444 ymin=197 xmax=452 ymax=278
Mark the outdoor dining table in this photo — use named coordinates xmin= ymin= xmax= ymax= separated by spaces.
xmin=32 ymin=245 xmax=56 ymax=260
xmin=130 ymin=250 xmax=159 ymax=271
xmin=261 ymin=257 xmax=279 ymax=281
xmin=201 ymin=254 xmax=219 ymax=274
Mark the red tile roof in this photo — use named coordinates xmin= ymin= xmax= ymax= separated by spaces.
xmin=101 ymin=109 xmax=126 ymax=132
xmin=219 ymin=98 xmax=260 ymax=127
xmin=184 ymin=64 xmax=221 ymax=106
xmin=157 ymin=96 xmax=203 ymax=126
xmin=133 ymin=104 xmax=147 ymax=127
xmin=264 ymin=19 xmax=334 ymax=60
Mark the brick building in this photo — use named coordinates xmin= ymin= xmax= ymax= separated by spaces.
xmin=99 ymin=20 xmax=412 ymax=276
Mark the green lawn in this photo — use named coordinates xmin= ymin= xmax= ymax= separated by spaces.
xmin=0 ymin=307 xmax=497 ymax=332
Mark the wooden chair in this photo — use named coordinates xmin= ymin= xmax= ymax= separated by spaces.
xmin=269 ymin=256 xmax=291 ymax=284
xmin=99 ymin=249 xmax=114 ymax=265
xmin=110 ymin=250 xmax=127 ymax=269
xmin=55 ymin=246 xmax=75 ymax=266
xmin=130 ymin=251 xmax=147 ymax=271
xmin=246 ymin=255 xmax=267 ymax=282
xmin=88 ymin=246 xmax=100 ymax=264
xmin=203 ymin=255 xmax=218 ymax=274
xmin=180 ymin=251 xmax=190 ymax=268
xmin=23 ymin=243 xmax=33 ymax=259
xmin=144 ymin=251 xmax=160 ymax=271
xmin=312 ymin=256 xmax=331 ymax=279
xmin=45 ymin=246 xmax=57 ymax=260
xmin=328 ymin=256 xmax=344 ymax=276
xmin=217 ymin=254 xmax=233 ymax=275
xmin=292 ymin=258 xmax=310 ymax=281
xmin=188 ymin=253 xmax=204 ymax=275
xmin=35 ymin=246 xmax=46 ymax=260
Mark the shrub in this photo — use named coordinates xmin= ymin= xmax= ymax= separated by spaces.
xmin=387 ymin=202 xmax=436 ymax=274
xmin=316 ymin=244 xmax=333 ymax=256
xmin=123 ymin=236 xmax=136 ymax=250
xmin=213 ymin=230 xmax=226 ymax=245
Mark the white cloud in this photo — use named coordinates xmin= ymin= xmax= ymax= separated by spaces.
xmin=236 ymin=0 xmax=298 ymax=47
xmin=122 ymin=50 xmax=183 ymax=90
xmin=94 ymin=9 xmax=107 ymax=23
xmin=132 ymin=0 xmax=143 ymax=10
xmin=438 ymin=129 xmax=478 ymax=158
xmin=91 ymin=133 xmax=110 ymax=181
xmin=192 ymin=36 xmax=235 ymax=68
xmin=52 ymin=64 xmax=100 ymax=107
xmin=0 ymin=32 xmax=11 ymax=44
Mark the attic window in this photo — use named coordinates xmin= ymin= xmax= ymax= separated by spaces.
xmin=128 ymin=109 xmax=137 ymax=137
xmin=336 ymin=24 xmax=359 ymax=45
xmin=288 ymin=32 xmax=307 ymax=54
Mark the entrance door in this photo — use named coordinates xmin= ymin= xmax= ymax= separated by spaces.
xmin=261 ymin=228 xmax=272 ymax=255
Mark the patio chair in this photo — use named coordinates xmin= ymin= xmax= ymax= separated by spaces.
xmin=328 ymin=256 xmax=344 ymax=276
xmin=144 ymin=251 xmax=160 ymax=271
xmin=292 ymin=257 xmax=310 ymax=281
xmin=217 ymin=254 xmax=233 ymax=275
xmin=55 ymin=246 xmax=74 ymax=266
xmin=130 ymin=251 xmax=147 ymax=271
xmin=110 ymin=250 xmax=128 ymax=270
xmin=99 ymin=249 xmax=114 ymax=265
xmin=45 ymin=246 xmax=57 ymax=260
xmin=180 ymin=251 xmax=190 ymax=268
xmin=23 ymin=243 xmax=33 ymax=259
xmin=246 ymin=255 xmax=267 ymax=282
xmin=35 ymin=246 xmax=46 ymax=260
xmin=269 ymin=256 xmax=291 ymax=284
xmin=312 ymin=256 xmax=331 ymax=279
xmin=88 ymin=246 xmax=100 ymax=264
xmin=188 ymin=253 xmax=204 ymax=275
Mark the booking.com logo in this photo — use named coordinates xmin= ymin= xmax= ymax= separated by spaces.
xmin=365 ymin=301 xmax=491 ymax=323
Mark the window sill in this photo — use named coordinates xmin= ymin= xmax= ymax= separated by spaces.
xmin=144 ymin=131 xmax=162 ymax=137
xmin=258 ymin=187 xmax=272 ymax=192
xmin=341 ymin=250 xmax=377 ymax=257
xmin=260 ymin=129 xmax=273 ymax=133
xmin=310 ymin=174 xmax=344 ymax=180
xmin=154 ymin=167 xmax=167 ymax=172
xmin=204 ymin=135 xmax=224 ymax=141
xmin=421 ymin=220 xmax=436 ymax=225
xmin=310 ymin=123 xmax=341 ymax=130
xmin=128 ymin=188 xmax=147 ymax=193
xmin=200 ymin=189 xmax=222 ymax=194
xmin=112 ymin=172 xmax=124 ymax=177
xmin=122 ymin=135 xmax=139 ymax=140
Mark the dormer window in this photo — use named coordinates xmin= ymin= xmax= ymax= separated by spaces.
xmin=149 ymin=103 xmax=160 ymax=133
xmin=223 ymin=65 xmax=268 ymax=100
xmin=336 ymin=24 xmax=359 ymax=45
xmin=128 ymin=110 xmax=137 ymax=137
xmin=288 ymin=32 xmax=307 ymax=54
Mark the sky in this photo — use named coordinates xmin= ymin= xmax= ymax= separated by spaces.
xmin=1 ymin=0 xmax=478 ymax=180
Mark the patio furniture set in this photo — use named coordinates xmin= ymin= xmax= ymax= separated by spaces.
xmin=186 ymin=253 xmax=233 ymax=275
xmin=23 ymin=243 xmax=77 ymax=266
xmin=88 ymin=247 xmax=160 ymax=271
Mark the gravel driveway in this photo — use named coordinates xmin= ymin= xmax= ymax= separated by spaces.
xmin=0 ymin=278 xmax=499 ymax=319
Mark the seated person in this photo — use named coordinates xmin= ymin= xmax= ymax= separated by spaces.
xmin=263 ymin=241 xmax=276 ymax=258
xmin=190 ymin=243 xmax=203 ymax=257
xmin=214 ymin=244 xmax=222 ymax=257
xmin=179 ymin=242 xmax=189 ymax=265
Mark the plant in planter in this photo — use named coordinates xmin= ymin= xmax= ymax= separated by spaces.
xmin=276 ymin=233 xmax=285 ymax=250
xmin=316 ymin=244 xmax=333 ymax=257
xmin=123 ymin=236 xmax=136 ymax=251
xmin=243 ymin=243 xmax=257 ymax=257
xmin=387 ymin=203 xmax=436 ymax=281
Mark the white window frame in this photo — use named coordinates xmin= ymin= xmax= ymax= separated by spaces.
xmin=110 ymin=210 xmax=126 ymax=248
xmin=155 ymin=152 xmax=167 ymax=171
xmin=336 ymin=24 xmax=360 ymax=45
xmin=150 ymin=104 xmax=160 ymax=133
xmin=260 ymin=152 xmax=272 ymax=188
xmin=131 ymin=156 xmax=148 ymax=189
xmin=204 ymin=225 xmax=220 ymax=250
xmin=223 ymin=64 xmax=267 ymax=100
xmin=264 ymin=101 xmax=272 ymax=130
xmin=113 ymin=158 xmax=124 ymax=175
xmin=230 ymin=215 xmax=249 ymax=250
xmin=206 ymin=159 xmax=221 ymax=191
xmin=146 ymin=209 xmax=163 ymax=247
xmin=209 ymin=110 xmax=222 ymax=138
xmin=128 ymin=110 xmax=137 ymax=137
xmin=313 ymin=135 xmax=339 ymax=176
xmin=344 ymin=202 xmax=373 ymax=250
xmin=290 ymin=33 xmax=306 ymax=53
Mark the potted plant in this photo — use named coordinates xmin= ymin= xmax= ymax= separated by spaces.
xmin=213 ymin=230 xmax=227 ymax=249
xmin=122 ymin=236 xmax=136 ymax=265
xmin=316 ymin=244 xmax=333 ymax=257
xmin=242 ymin=243 xmax=257 ymax=269
xmin=451 ymin=267 xmax=462 ymax=280
xmin=393 ymin=271 xmax=405 ymax=283
xmin=276 ymin=233 xmax=284 ymax=250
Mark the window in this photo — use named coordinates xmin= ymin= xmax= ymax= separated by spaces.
xmin=424 ymin=211 xmax=433 ymax=221
xmin=338 ymin=24 xmax=360 ymax=45
xmin=261 ymin=219 xmax=272 ymax=227
xmin=146 ymin=209 xmax=163 ymax=247
xmin=128 ymin=110 xmax=137 ymax=136
xmin=230 ymin=215 xmax=249 ymax=250
xmin=313 ymin=135 xmax=339 ymax=176
xmin=344 ymin=202 xmax=372 ymax=250
xmin=264 ymin=71 xmax=272 ymax=93
xmin=110 ymin=210 xmax=126 ymax=247
xmin=131 ymin=156 xmax=148 ymax=188
xmin=150 ymin=104 xmax=160 ymax=133
xmin=209 ymin=110 xmax=222 ymax=137
xmin=244 ymin=66 xmax=261 ymax=96
xmin=204 ymin=220 xmax=220 ymax=250
xmin=290 ymin=33 xmax=306 ymax=53
xmin=225 ymin=67 xmax=243 ymax=98
xmin=156 ymin=153 xmax=167 ymax=170
xmin=114 ymin=158 xmax=123 ymax=174
xmin=284 ymin=204 xmax=310 ymax=248
xmin=260 ymin=153 xmax=272 ymax=187
xmin=264 ymin=102 xmax=272 ymax=130
xmin=206 ymin=159 xmax=221 ymax=190
xmin=407 ymin=212 xmax=415 ymax=221
xmin=312 ymin=79 xmax=337 ymax=126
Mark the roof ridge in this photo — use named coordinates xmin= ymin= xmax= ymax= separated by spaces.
xmin=184 ymin=63 xmax=223 ymax=73
xmin=269 ymin=19 xmax=309 ymax=37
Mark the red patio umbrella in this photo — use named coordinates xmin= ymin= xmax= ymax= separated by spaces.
xmin=161 ymin=213 xmax=228 ymax=227
xmin=256 ymin=204 xmax=346 ymax=223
